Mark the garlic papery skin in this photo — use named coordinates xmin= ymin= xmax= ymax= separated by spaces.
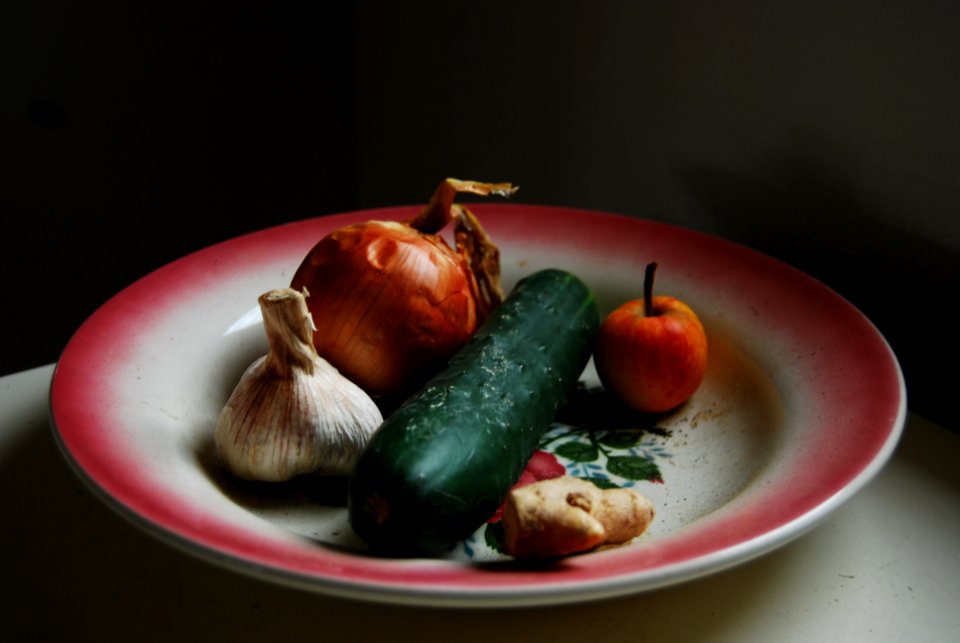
xmin=214 ymin=288 xmax=383 ymax=481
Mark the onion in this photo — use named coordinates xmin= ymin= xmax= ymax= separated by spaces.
xmin=290 ymin=178 xmax=516 ymax=397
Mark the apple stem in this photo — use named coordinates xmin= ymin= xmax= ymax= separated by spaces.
xmin=644 ymin=262 xmax=657 ymax=317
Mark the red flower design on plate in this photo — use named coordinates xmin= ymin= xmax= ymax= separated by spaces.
xmin=488 ymin=450 xmax=565 ymax=523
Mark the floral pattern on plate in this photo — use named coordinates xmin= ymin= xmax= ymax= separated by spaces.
xmin=459 ymin=385 xmax=672 ymax=560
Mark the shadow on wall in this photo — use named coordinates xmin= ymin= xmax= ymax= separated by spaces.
xmin=0 ymin=2 xmax=358 ymax=377
xmin=680 ymin=147 xmax=957 ymax=429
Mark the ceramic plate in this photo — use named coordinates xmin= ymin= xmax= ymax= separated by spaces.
xmin=50 ymin=205 xmax=905 ymax=607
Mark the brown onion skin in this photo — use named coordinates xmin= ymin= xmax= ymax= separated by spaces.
xmin=290 ymin=220 xmax=478 ymax=397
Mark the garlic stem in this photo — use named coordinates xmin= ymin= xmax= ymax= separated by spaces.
xmin=260 ymin=288 xmax=318 ymax=377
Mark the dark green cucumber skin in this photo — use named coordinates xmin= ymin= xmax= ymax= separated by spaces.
xmin=347 ymin=269 xmax=599 ymax=556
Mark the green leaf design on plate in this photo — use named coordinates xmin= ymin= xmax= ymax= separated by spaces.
xmin=598 ymin=431 xmax=643 ymax=449
xmin=606 ymin=455 xmax=663 ymax=482
xmin=578 ymin=476 xmax=619 ymax=489
xmin=484 ymin=522 xmax=504 ymax=553
xmin=555 ymin=441 xmax=599 ymax=462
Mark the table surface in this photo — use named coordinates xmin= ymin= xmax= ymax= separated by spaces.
xmin=2 ymin=364 xmax=957 ymax=642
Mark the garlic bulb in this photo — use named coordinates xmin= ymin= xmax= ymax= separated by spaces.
xmin=215 ymin=288 xmax=383 ymax=481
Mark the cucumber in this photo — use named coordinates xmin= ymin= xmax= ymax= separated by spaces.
xmin=347 ymin=269 xmax=599 ymax=556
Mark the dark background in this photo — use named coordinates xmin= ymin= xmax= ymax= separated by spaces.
xmin=2 ymin=2 xmax=957 ymax=430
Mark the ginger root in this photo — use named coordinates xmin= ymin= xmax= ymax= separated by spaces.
xmin=501 ymin=476 xmax=654 ymax=559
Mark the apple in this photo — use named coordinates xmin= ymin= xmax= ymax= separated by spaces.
xmin=594 ymin=262 xmax=708 ymax=413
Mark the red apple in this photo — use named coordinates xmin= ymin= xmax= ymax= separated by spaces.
xmin=594 ymin=263 xmax=708 ymax=413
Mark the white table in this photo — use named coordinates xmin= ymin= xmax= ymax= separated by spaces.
xmin=2 ymin=364 xmax=957 ymax=642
